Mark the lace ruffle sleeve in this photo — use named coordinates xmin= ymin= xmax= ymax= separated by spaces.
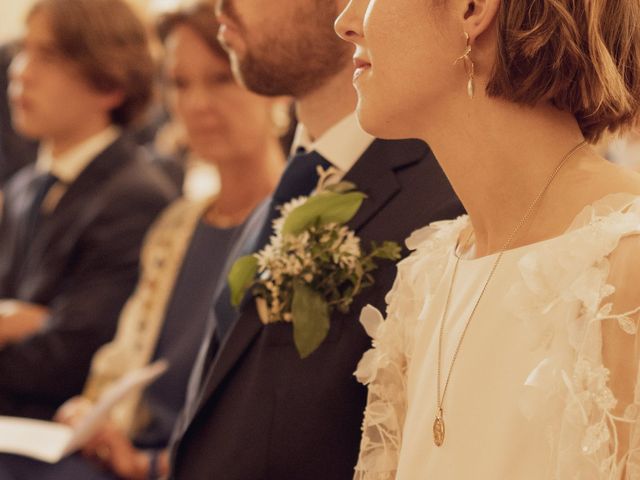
xmin=507 ymin=194 xmax=640 ymax=479
xmin=353 ymin=217 xmax=467 ymax=480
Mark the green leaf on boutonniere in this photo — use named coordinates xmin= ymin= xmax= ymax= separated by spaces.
xmin=291 ymin=281 xmax=330 ymax=358
xmin=228 ymin=255 xmax=259 ymax=307
xmin=282 ymin=191 xmax=366 ymax=236
xmin=370 ymin=241 xmax=403 ymax=261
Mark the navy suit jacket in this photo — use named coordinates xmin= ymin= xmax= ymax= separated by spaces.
xmin=170 ymin=139 xmax=464 ymax=480
xmin=0 ymin=134 xmax=176 ymax=419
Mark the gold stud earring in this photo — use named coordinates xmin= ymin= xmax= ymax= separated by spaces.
xmin=454 ymin=32 xmax=475 ymax=99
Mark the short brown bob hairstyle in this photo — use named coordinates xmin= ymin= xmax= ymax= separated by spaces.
xmin=28 ymin=0 xmax=154 ymax=127
xmin=484 ymin=0 xmax=640 ymax=142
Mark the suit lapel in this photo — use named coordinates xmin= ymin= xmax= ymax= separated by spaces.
xmin=192 ymin=302 xmax=262 ymax=421
xmin=184 ymin=202 xmax=270 ymax=424
xmin=342 ymin=139 xmax=424 ymax=232
xmin=0 ymin=168 xmax=43 ymax=294
xmin=47 ymin=136 xmax=130 ymax=215
xmin=19 ymin=137 xmax=132 ymax=280
xmin=191 ymin=138 xmax=429 ymax=419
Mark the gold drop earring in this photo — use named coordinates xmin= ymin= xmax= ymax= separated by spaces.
xmin=454 ymin=32 xmax=475 ymax=99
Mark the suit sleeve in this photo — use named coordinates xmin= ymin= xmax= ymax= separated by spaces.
xmin=0 ymin=183 xmax=174 ymax=416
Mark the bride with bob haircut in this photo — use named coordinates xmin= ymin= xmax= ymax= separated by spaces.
xmin=336 ymin=0 xmax=640 ymax=478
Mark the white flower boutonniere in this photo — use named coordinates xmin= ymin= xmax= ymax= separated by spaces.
xmin=228 ymin=169 xmax=401 ymax=358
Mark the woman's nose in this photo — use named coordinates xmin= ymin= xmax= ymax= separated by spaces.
xmin=8 ymin=51 xmax=31 ymax=84
xmin=335 ymin=0 xmax=365 ymax=44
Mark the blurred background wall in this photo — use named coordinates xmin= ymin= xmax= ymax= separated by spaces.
xmin=0 ymin=0 xmax=197 ymax=43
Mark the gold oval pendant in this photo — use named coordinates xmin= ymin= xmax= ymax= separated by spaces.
xmin=433 ymin=414 xmax=445 ymax=446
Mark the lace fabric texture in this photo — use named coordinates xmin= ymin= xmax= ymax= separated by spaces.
xmin=354 ymin=194 xmax=640 ymax=480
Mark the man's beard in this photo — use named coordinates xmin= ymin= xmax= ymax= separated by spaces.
xmin=232 ymin=8 xmax=352 ymax=97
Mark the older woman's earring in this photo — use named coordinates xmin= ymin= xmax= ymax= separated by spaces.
xmin=454 ymin=32 xmax=475 ymax=99
xmin=270 ymin=101 xmax=293 ymax=136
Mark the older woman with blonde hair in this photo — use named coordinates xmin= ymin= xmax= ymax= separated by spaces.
xmin=336 ymin=0 xmax=640 ymax=478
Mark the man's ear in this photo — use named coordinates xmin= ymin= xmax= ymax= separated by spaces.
xmin=99 ymin=89 xmax=126 ymax=113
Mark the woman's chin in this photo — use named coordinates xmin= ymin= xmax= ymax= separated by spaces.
xmin=356 ymin=106 xmax=415 ymax=141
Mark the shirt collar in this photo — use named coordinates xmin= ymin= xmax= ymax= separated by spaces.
xmin=36 ymin=126 xmax=121 ymax=184
xmin=291 ymin=112 xmax=374 ymax=176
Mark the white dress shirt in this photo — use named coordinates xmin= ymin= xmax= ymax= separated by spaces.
xmin=291 ymin=112 xmax=374 ymax=179
xmin=36 ymin=126 xmax=121 ymax=212
xmin=37 ymin=126 xmax=121 ymax=183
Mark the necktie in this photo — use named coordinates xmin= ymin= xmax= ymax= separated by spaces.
xmin=14 ymin=172 xmax=58 ymax=283
xmin=213 ymin=150 xmax=331 ymax=345
xmin=22 ymin=172 xmax=58 ymax=251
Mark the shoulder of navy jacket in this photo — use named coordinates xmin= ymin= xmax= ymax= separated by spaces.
xmin=5 ymin=164 xmax=39 ymax=191
xmin=92 ymin=135 xmax=147 ymax=182
xmin=366 ymin=138 xmax=432 ymax=171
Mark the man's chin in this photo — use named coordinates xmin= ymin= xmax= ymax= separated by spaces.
xmin=231 ymin=58 xmax=295 ymax=97
xmin=12 ymin=121 xmax=43 ymax=141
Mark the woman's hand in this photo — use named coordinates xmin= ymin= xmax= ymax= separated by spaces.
xmin=54 ymin=395 xmax=94 ymax=427
xmin=82 ymin=422 xmax=152 ymax=480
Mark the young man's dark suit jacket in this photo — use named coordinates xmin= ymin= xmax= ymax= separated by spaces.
xmin=170 ymin=138 xmax=464 ymax=480
xmin=0 ymin=134 xmax=176 ymax=419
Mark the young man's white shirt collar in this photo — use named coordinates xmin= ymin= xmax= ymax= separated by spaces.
xmin=36 ymin=125 xmax=121 ymax=184
xmin=291 ymin=112 xmax=374 ymax=180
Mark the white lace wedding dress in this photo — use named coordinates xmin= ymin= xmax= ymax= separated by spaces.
xmin=354 ymin=193 xmax=640 ymax=479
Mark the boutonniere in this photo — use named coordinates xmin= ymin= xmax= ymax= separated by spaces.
xmin=228 ymin=169 xmax=401 ymax=358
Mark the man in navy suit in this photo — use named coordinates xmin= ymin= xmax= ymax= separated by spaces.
xmin=167 ymin=0 xmax=463 ymax=478
xmin=0 ymin=0 xmax=175 ymax=420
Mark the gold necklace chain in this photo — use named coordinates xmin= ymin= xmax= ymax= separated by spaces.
xmin=432 ymin=140 xmax=588 ymax=447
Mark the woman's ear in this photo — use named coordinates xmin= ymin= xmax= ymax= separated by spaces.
xmin=461 ymin=0 xmax=500 ymax=43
